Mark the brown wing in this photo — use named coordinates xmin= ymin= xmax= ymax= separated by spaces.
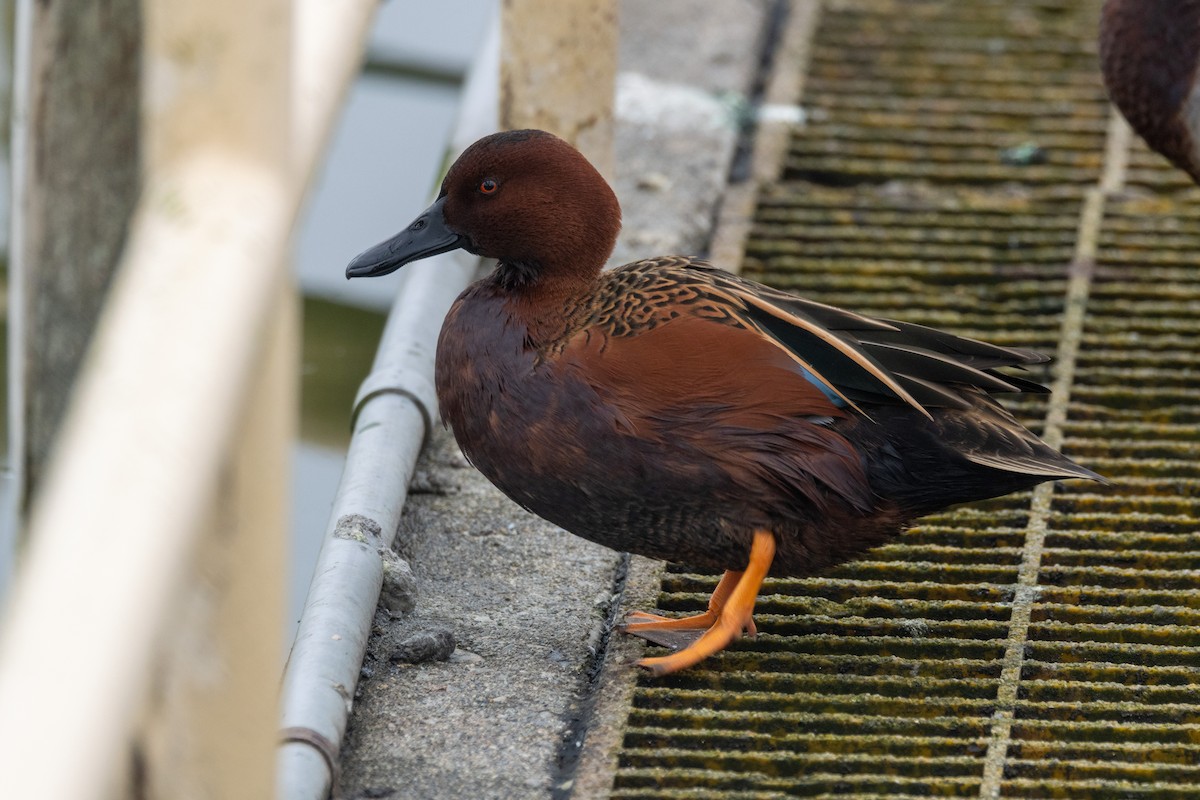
xmin=558 ymin=313 xmax=877 ymax=513
xmin=675 ymin=262 xmax=1053 ymax=417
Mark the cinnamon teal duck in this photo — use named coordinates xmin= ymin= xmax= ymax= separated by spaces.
xmin=1100 ymin=0 xmax=1200 ymax=183
xmin=346 ymin=129 xmax=1102 ymax=676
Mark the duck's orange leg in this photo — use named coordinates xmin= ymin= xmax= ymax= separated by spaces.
xmin=622 ymin=568 xmax=756 ymax=636
xmin=634 ymin=529 xmax=776 ymax=677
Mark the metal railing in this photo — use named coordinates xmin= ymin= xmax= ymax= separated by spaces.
xmin=0 ymin=0 xmax=377 ymax=796
xmin=0 ymin=0 xmax=618 ymax=797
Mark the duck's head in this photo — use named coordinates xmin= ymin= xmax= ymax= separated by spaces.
xmin=346 ymin=129 xmax=622 ymax=286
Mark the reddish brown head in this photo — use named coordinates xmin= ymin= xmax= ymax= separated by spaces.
xmin=346 ymin=130 xmax=622 ymax=287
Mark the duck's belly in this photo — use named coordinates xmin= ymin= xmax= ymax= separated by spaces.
xmin=441 ymin=377 xmax=905 ymax=576
xmin=459 ymin=420 xmax=760 ymax=571
xmin=435 ymin=303 xmax=904 ymax=574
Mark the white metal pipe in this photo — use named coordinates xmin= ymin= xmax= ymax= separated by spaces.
xmin=275 ymin=17 xmax=500 ymax=800
xmin=1 ymin=0 xmax=34 ymax=606
xmin=276 ymin=253 xmax=479 ymax=800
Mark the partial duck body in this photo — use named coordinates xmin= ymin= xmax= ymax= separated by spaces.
xmin=347 ymin=129 xmax=1102 ymax=675
xmin=1100 ymin=0 xmax=1200 ymax=183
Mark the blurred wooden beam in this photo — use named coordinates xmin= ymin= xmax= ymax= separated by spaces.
xmin=0 ymin=0 xmax=299 ymax=795
xmin=500 ymin=0 xmax=617 ymax=178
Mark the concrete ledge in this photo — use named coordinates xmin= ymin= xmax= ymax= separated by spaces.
xmin=338 ymin=428 xmax=620 ymax=798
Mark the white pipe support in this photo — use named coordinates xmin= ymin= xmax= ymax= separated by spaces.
xmin=351 ymin=364 xmax=438 ymax=447
xmin=0 ymin=0 xmax=381 ymax=793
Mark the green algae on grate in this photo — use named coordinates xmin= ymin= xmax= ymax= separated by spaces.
xmin=614 ymin=175 xmax=1084 ymax=794
xmin=608 ymin=0 xmax=1200 ymax=796
xmin=792 ymin=0 xmax=1109 ymax=188
xmin=613 ymin=191 xmax=1077 ymax=795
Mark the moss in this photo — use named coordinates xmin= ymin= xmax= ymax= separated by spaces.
xmin=615 ymin=0 xmax=1200 ymax=794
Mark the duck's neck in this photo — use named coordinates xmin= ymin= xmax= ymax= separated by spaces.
xmin=490 ymin=258 xmax=603 ymax=347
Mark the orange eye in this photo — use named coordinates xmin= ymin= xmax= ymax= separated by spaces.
xmin=479 ymin=178 xmax=498 ymax=194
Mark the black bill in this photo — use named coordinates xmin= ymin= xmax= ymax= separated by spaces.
xmin=345 ymin=195 xmax=466 ymax=278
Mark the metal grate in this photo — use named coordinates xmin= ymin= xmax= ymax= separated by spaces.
xmin=788 ymin=0 xmax=1108 ymax=187
xmin=1000 ymin=195 xmax=1200 ymax=797
xmin=609 ymin=0 xmax=1200 ymax=797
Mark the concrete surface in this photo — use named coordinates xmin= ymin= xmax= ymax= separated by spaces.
xmin=611 ymin=0 xmax=769 ymax=266
xmin=336 ymin=2 xmax=776 ymax=798
xmin=337 ymin=428 xmax=621 ymax=799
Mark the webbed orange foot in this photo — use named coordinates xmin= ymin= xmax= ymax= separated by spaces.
xmin=629 ymin=530 xmax=776 ymax=677
xmin=621 ymin=567 xmax=739 ymax=633
xmin=621 ymin=606 xmax=756 ymax=638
